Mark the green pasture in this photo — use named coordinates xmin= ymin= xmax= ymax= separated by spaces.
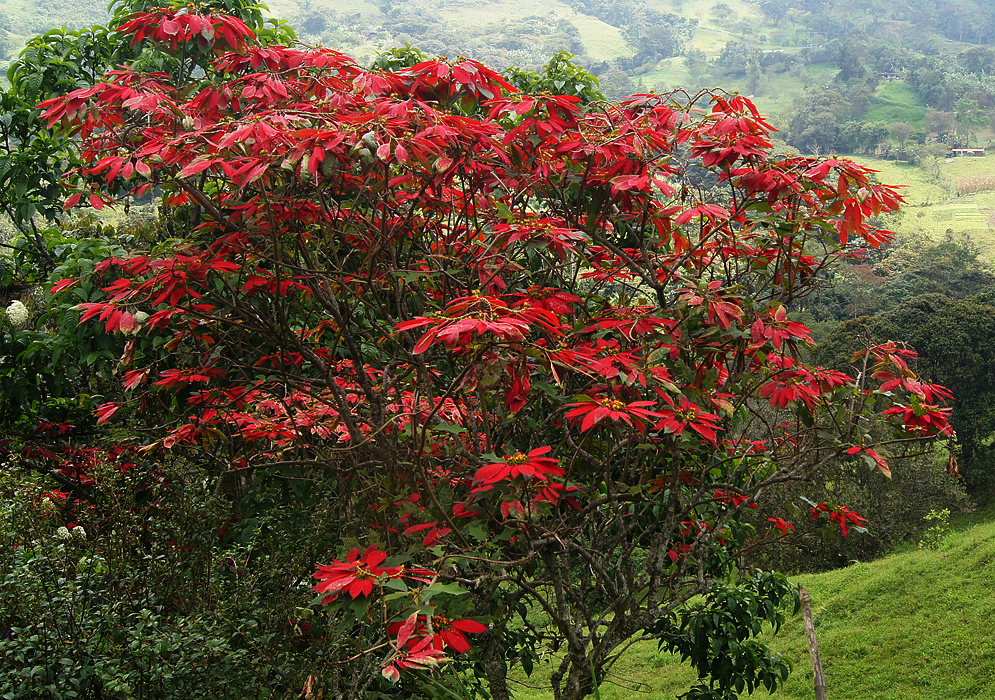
xmin=864 ymin=81 xmax=927 ymax=127
xmin=511 ymin=506 xmax=995 ymax=699
xmin=853 ymin=155 xmax=995 ymax=259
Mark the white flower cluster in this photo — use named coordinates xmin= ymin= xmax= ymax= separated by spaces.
xmin=4 ymin=300 xmax=31 ymax=330
xmin=55 ymin=525 xmax=87 ymax=541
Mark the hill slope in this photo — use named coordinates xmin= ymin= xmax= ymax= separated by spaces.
xmin=513 ymin=509 xmax=995 ymax=699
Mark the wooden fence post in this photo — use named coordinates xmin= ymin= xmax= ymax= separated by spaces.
xmin=799 ymin=584 xmax=827 ymax=700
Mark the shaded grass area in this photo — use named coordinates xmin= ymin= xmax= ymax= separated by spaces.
xmin=511 ymin=508 xmax=995 ymax=699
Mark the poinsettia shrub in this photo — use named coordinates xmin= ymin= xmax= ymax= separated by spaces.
xmin=36 ymin=7 xmax=957 ymax=699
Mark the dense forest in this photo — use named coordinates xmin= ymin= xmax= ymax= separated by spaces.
xmin=0 ymin=1 xmax=992 ymax=699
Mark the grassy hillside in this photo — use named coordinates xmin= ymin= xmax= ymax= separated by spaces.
xmin=850 ymin=155 xmax=995 ymax=259
xmin=511 ymin=506 xmax=995 ymax=699
xmin=864 ymin=81 xmax=928 ymax=128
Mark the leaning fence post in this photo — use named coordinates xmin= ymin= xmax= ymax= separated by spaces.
xmin=799 ymin=584 xmax=827 ymax=700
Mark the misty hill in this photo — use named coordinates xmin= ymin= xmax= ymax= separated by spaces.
xmin=4 ymin=0 xmax=995 ymax=151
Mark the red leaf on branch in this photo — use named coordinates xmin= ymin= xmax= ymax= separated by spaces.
xmin=95 ymin=402 xmax=122 ymax=425
xmin=313 ymin=545 xmax=402 ymax=603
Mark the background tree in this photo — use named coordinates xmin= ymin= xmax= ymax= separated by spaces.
xmin=890 ymin=121 xmax=913 ymax=145
xmin=814 ymin=234 xmax=995 ymax=497
xmin=887 ymin=294 xmax=995 ymax=496
xmin=787 ymin=91 xmax=850 ymax=153
xmin=953 ymin=97 xmax=988 ymax=145
xmin=713 ymin=39 xmax=752 ymax=78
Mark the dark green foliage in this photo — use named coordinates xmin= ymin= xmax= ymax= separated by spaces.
xmin=889 ymin=295 xmax=995 ymax=496
xmin=786 ymin=85 xmax=893 ymax=154
xmin=596 ymin=68 xmax=637 ymax=100
xmin=505 ymin=51 xmax=604 ymax=102
xmin=880 ymin=237 xmax=995 ymax=309
xmin=813 ymin=316 xmax=902 ymax=372
xmin=750 ymin=450 xmax=970 ymax=572
xmin=631 ymin=14 xmax=698 ymax=64
xmin=805 ymin=235 xmax=994 ymax=325
xmin=960 ymin=46 xmax=995 ymax=75
xmin=785 ymin=91 xmax=852 ymax=154
xmin=0 ymin=226 xmax=130 ymax=433
xmin=713 ymin=40 xmax=752 ymax=78
xmin=834 ymin=31 xmax=869 ymax=84
xmin=0 ymin=457 xmax=382 ymax=700
xmin=652 ymin=573 xmax=799 ymax=700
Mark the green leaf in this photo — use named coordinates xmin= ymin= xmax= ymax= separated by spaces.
xmin=383 ymin=577 xmax=409 ymax=592
xmin=423 ymin=581 xmax=467 ymax=598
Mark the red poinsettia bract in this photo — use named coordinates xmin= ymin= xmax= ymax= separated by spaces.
xmin=565 ymin=396 xmax=663 ymax=433
xmin=313 ymin=545 xmax=402 ymax=603
xmin=381 ymin=637 xmax=448 ymax=682
xmin=809 ymin=503 xmax=867 ymax=537
xmin=389 ymin=612 xmax=489 ymax=654
xmin=655 ymin=395 xmax=722 ymax=445
xmin=473 ymin=446 xmax=564 ymax=484
xmin=882 ymin=404 xmax=954 ymax=437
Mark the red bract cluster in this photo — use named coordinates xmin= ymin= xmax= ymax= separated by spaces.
xmin=809 ymin=503 xmax=868 ymax=538
xmin=473 ymin=447 xmax=564 ymax=484
xmin=312 ymin=546 xmax=402 ymax=602
xmin=44 ymin=8 xmax=954 ymax=689
xmin=388 ymin=613 xmax=489 ymax=655
xmin=116 ymin=8 xmax=256 ymax=53
xmin=655 ymin=395 xmax=722 ymax=445
xmin=565 ymin=396 xmax=663 ymax=433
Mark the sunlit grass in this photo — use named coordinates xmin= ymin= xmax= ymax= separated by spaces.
xmin=865 ymin=81 xmax=927 ymax=127
xmin=848 ymin=155 xmax=995 ymax=258
xmin=511 ymin=509 xmax=995 ymax=699
xmin=560 ymin=14 xmax=631 ymax=62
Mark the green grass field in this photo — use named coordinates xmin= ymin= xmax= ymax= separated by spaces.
xmin=851 ymin=155 xmax=995 ymax=259
xmin=864 ymin=81 xmax=927 ymax=127
xmin=510 ymin=506 xmax=995 ymax=699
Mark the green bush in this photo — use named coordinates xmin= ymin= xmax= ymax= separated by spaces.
xmin=0 ymin=459 xmax=374 ymax=700
xmin=918 ymin=508 xmax=951 ymax=550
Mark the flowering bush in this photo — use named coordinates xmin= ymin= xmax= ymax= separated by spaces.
xmin=32 ymin=6 xmax=957 ymax=699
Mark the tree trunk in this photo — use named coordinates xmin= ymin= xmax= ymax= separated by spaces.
xmin=478 ymin=628 xmax=511 ymax=700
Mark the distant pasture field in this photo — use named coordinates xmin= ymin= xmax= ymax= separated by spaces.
xmin=864 ymin=80 xmax=927 ymax=127
xmin=855 ymin=154 xmax=995 ymax=259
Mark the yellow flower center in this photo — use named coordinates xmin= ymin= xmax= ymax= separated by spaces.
xmin=676 ymin=407 xmax=697 ymax=422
